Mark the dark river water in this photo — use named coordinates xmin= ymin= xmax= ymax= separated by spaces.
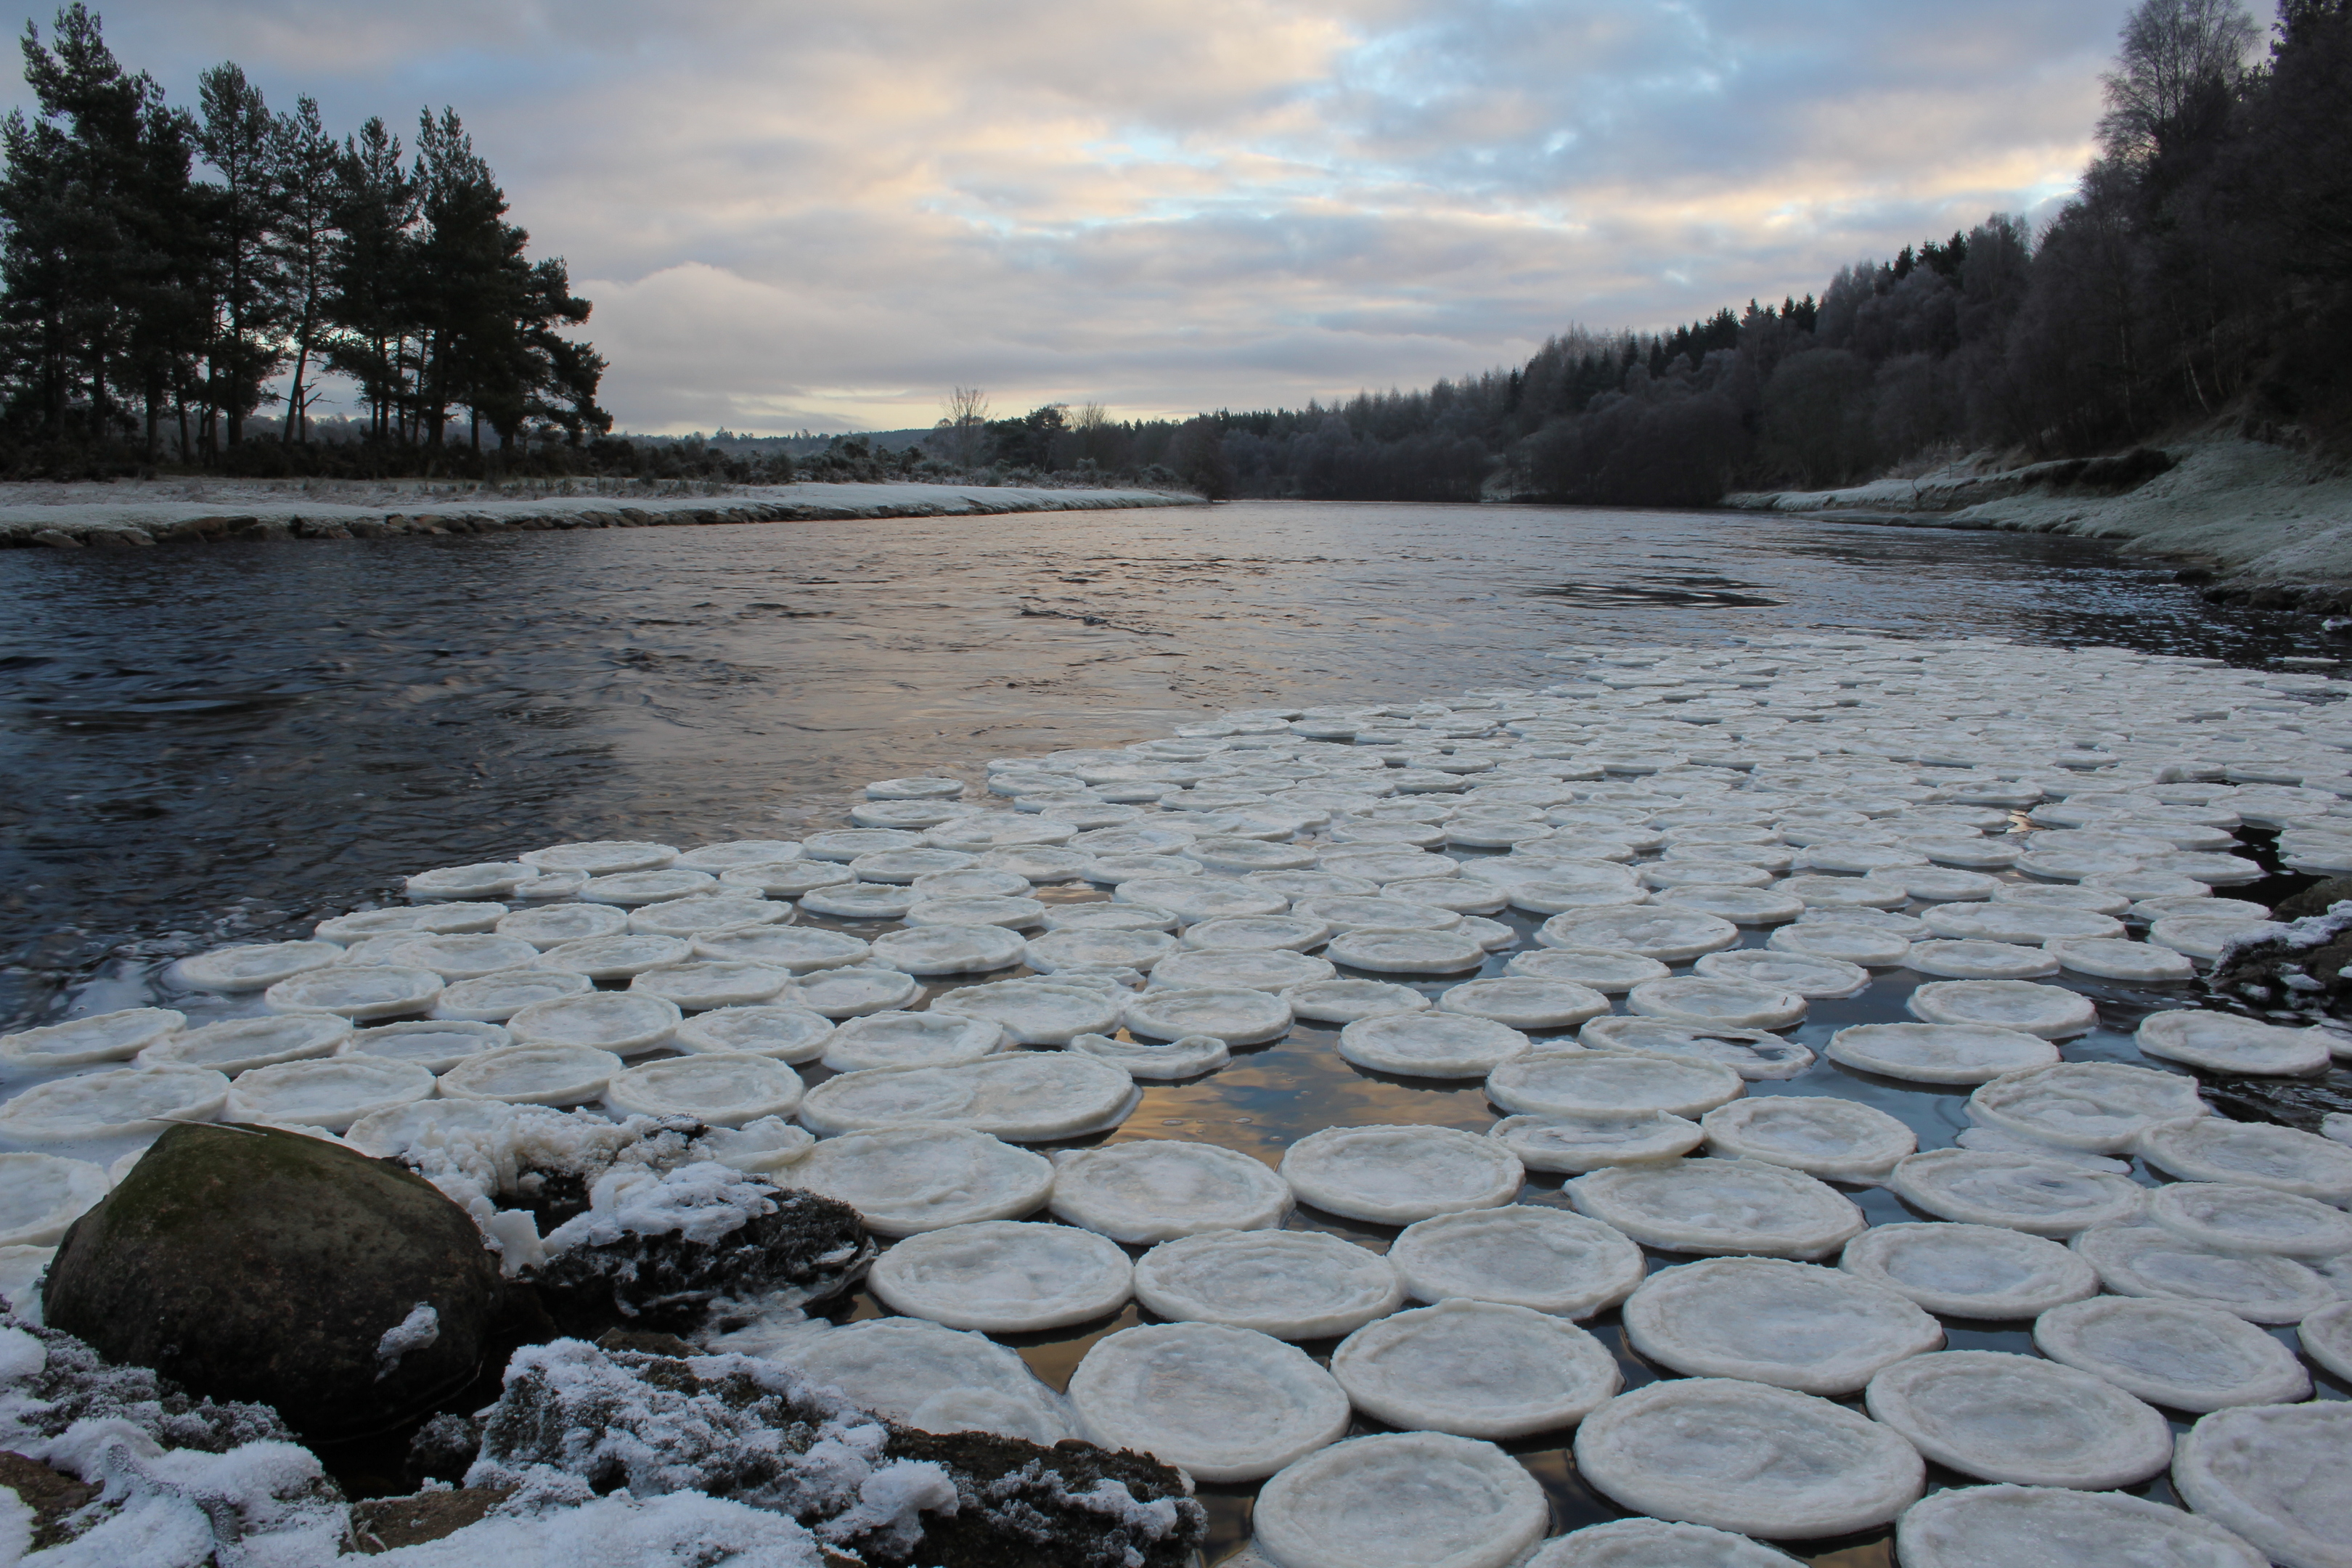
xmin=2 ymin=498 xmax=2346 ymax=1564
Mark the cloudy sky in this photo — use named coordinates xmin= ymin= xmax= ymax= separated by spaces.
xmin=15 ymin=0 xmax=2136 ymax=433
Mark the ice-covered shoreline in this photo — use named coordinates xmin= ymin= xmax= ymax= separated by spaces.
xmin=0 ymin=479 xmax=1206 ymax=549
xmin=1726 ymin=433 xmax=2352 ymax=613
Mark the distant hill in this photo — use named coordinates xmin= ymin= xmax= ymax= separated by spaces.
xmin=608 ymin=428 xmax=939 ymax=457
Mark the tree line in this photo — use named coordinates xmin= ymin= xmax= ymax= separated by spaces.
xmin=1177 ymin=0 xmax=2349 ymax=504
xmin=0 ymin=4 xmax=608 ymax=476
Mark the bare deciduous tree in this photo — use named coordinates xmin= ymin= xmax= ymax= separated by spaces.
xmin=936 ymin=384 xmax=989 ymax=469
xmin=2099 ymin=0 xmax=2261 ymax=163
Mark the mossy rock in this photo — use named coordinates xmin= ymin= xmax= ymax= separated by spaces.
xmin=41 ymin=1122 xmax=503 ymax=1441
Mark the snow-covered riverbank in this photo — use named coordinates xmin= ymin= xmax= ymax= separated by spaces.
xmin=1726 ymin=435 xmax=2352 ymax=612
xmin=0 ymin=480 xmax=1205 ymax=548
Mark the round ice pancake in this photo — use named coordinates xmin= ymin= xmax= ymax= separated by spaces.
xmin=1280 ymin=1124 xmax=1522 ymax=1224
xmin=1069 ymin=1031 xmax=1229 ymax=1079
xmin=1572 ymin=1377 xmax=1924 ymax=1540
xmin=1487 ymin=1050 xmax=1744 ymax=1119
xmin=1149 ymin=947 xmax=1334 ymax=992
xmin=602 ymin=1053 xmax=804 ymax=1127
xmin=869 ymin=1220 xmax=1132 ymax=1331
xmin=820 ymin=1010 xmax=1002 ymax=1072
xmin=494 ymin=903 xmax=632 ymax=950
xmin=928 ymin=979 xmax=1120 ymax=1045
xmin=1538 ymin=908 xmax=1739 ymax=961
xmin=1692 ymin=948 xmax=1869 ymax=998
xmin=506 ymin=992 xmax=681 ymax=1055
xmin=2047 ymin=937 xmax=2197 ymax=982
xmin=1838 ymin=1222 xmax=2096 ymax=1319
xmin=780 ymin=1123 xmax=1053 ymax=1236
xmin=1967 ymin=1061 xmax=2207 ymax=1153
xmin=1888 ymin=1148 xmax=2148 ymax=1236
xmin=2171 ymin=1402 xmax=2352 ymax=1568
xmin=1389 ymin=1204 xmax=1645 ymax=1317
xmin=1435 ymin=977 xmax=1609 ymax=1031
xmin=1626 ymin=978 xmax=1805 ymax=1031
xmin=1567 ymin=1159 xmax=1865 ymax=1259
xmin=2301 ymin=1299 xmax=2352 ymax=1384
xmin=627 ymin=960 xmax=793 ymax=1010
xmin=0 ymin=1154 xmax=111 ymax=1246
xmin=2072 ymin=1223 xmax=2333 ymax=1323
xmin=773 ymin=1317 xmax=1069 ymax=1445
xmin=2136 ymin=1010 xmax=2335 ymax=1076
xmin=670 ymin=1005 xmax=835 ymax=1062
xmin=436 ymin=1044 xmax=624 ymax=1107
xmin=1281 ymin=979 xmax=1429 ymax=1024
xmin=220 ymin=1056 xmax=435 ymax=1131
xmin=1122 ymin=985 xmax=1292 ymax=1045
xmin=1250 ymin=1432 xmax=1548 ymax=1568
xmin=1699 ymin=1096 xmax=1914 ymax=1181
xmin=264 ymin=967 xmax=442 ymax=1021
xmin=1577 ymin=1017 xmax=1813 ymax=1081
xmin=1863 ymin=1350 xmax=2171 ymax=1489
xmin=1068 ymin=1322 xmax=1349 ymax=1482
xmin=537 ymin=934 xmax=693 ymax=979
xmin=1768 ymin=921 xmax=1912 ymax=967
xmin=1506 ymin=947 xmax=1670 ymax=994
xmin=1895 ymin=1484 xmax=2266 ymax=1568
xmin=1331 ymin=1299 xmax=1620 ymax=1438
xmin=1487 ymin=1111 xmax=1704 ymax=1173
xmin=1624 ymin=1257 xmax=1942 ymax=1395
xmin=2147 ymin=1180 xmax=2352 ymax=1257
xmin=140 ymin=1013 xmax=350 ymax=1075
xmin=1908 ymin=980 xmax=2097 ymax=1038
xmin=176 ymin=942 xmax=343 ymax=993
xmin=1825 ymin=1023 xmax=2058 ymax=1085
xmin=867 ymin=923 xmax=1029 ymax=976
xmin=1524 ymin=1519 xmax=1802 ymax=1567
xmin=1050 ymin=1139 xmax=1293 ymax=1242
xmin=692 ymin=926 xmax=869 ymax=973
xmin=2136 ymin=1116 xmax=2352 ymax=1204
xmin=784 ymin=965 xmax=923 ymax=1018
xmin=1132 ymin=1229 xmax=1402 ymax=1339
xmin=432 ymin=966 xmax=594 ymax=1022
xmin=797 ymin=1053 xmax=1136 ymax=1141
xmin=1337 ymin=1013 xmax=1531 ymax=1078
xmin=2034 ymin=1296 xmax=2311 ymax=1411
xmin=1325 ymin=928 xmax=1487 ymax=975
xmin=1024 ymin=928 xmax=1176 ymax=974
xmin=340 ymin=1018 xmax=507 ymax=1074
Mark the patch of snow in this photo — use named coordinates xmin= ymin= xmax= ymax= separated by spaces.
xmin=375 ymin=1304 xmax=440 ymax=1381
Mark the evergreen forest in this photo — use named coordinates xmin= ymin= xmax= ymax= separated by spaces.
xmin=0 ymin=4 xmax=608 ymax=476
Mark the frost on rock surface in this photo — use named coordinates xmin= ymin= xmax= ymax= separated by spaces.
xmin=462 ymin=1336 xmax=1204 ymax=1568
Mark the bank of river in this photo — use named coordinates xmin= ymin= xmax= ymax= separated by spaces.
xmin=4 ymin=499 xmax=2349 ymax=1566
xmin=0 ymin=478 xmax=1201 ymax=548
xmin=1728 ymin=433 xmax=2352 ymax=613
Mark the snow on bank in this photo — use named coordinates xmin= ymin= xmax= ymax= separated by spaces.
xmin=0 ymin=480 xmax=1204 ymax=547
xmin=1727 ymin=434 xmax=2352 ymax=596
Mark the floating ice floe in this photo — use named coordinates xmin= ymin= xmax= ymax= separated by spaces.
xmin=141 ymin=1013 xmax=350 ymax=1074
xmin=1967 ymin=1061 xmax=2209 ymax=1153
xmin=2146 ymin=1180 xmax=2352 ymax=1256
xmin=1069 ymin=1030 xmax=1229 ymax=1079
xmin=1330 ymin=1297 xmax=1620 ymax=1438
xmin=1895 ymin=1484 xmax=2266 ymax=1568
xmin=1068 ymin=1321 xmax=1350 ymax=1482
xmin=1489 ymin=1049 xmax=1745 ymax=1118
xmin=819 ymin=1009 xmax=1002 ymax=1072
xmin=1699 ymin=1095 xmax=1914 ymax=1180
xmin=779 ymin=1122 xmax=1050 ymax=1236
xmin=1387 ymin=1204 xmax=1645 ymax=1316
xmin=1825 ymin=1022 xmax=2060 ymax=1084
xmin=1888 ymin=1148 xmax=2149 ymax=1236
xmin=797 ymin=1053 xmax=1137 ymax=1140
xmin=765 ymin=1315 xmax=1071 ymax=1445
xmin=2170 ymin=1402 xmax=2352 ymax=1568
xmin=1249 ymin=1431 xmax=1549 ymax=1568
xmin=1572 ymin=1377 xmax=1924 ymax=1539
xmin=1622 ymin=1256 xmax=1942 ymax=1394
xmin=2033 ymin=1295 xmax=2313 ymax=1410
xmin=1050 ymin=1138 xmax=1293 ymax=1241
xmin=1567 ymin=1158 xmax=1864 ymax=1259
xmin=1526 ymin=1518 xmax=1802 ymax=1566
xmin=2136 ymin=1116 xmax=2352 ymax=1203
xmin=2136 ymin=1009 xmax=2336 ymax=1075
xmin=1837 ymin=1220 xmax=2096 ymax=1319
xmin=670 ymin=1003 xmax=835 ymax=1061
xmin=2072 ymin=1222 xmax=2335 ymax=1323
xmin=1864 ymin=1349 xmax=2172 ymax=1489
xmin=1131 ymin=1228 xmax=1402 ymax=1339
xmin=868 ymin=1219 xmax=1132 ymax=1331
xmin=1487 ymin=1110 xmax=1704 ymax=1172
xmin=1280 ymin=1124 xmax=1523 ymax=1223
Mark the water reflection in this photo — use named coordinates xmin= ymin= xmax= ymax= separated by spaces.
xmin=3 ymin=498 xmax=2345 ymax=1564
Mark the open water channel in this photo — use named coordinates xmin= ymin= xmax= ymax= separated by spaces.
xmin=2 ymin=498 xmax=2348 ymax=1564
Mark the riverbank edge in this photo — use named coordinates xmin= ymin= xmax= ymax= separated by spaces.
xmin=0 ymin=481 xmax=1208 ymax=549
xmin=1724 ymin=431 xmax=2352 ymax=615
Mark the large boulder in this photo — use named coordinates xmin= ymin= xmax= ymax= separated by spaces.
xmin=41 ymin=1122 xmax=504 ymax=1440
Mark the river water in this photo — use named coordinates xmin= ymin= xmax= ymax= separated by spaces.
xmin=1 ymin=499 xmax=2345 ymax=1564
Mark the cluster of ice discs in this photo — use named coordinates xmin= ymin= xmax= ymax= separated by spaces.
xmin=7 ymin=632 xmax=2352 ymax=1567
